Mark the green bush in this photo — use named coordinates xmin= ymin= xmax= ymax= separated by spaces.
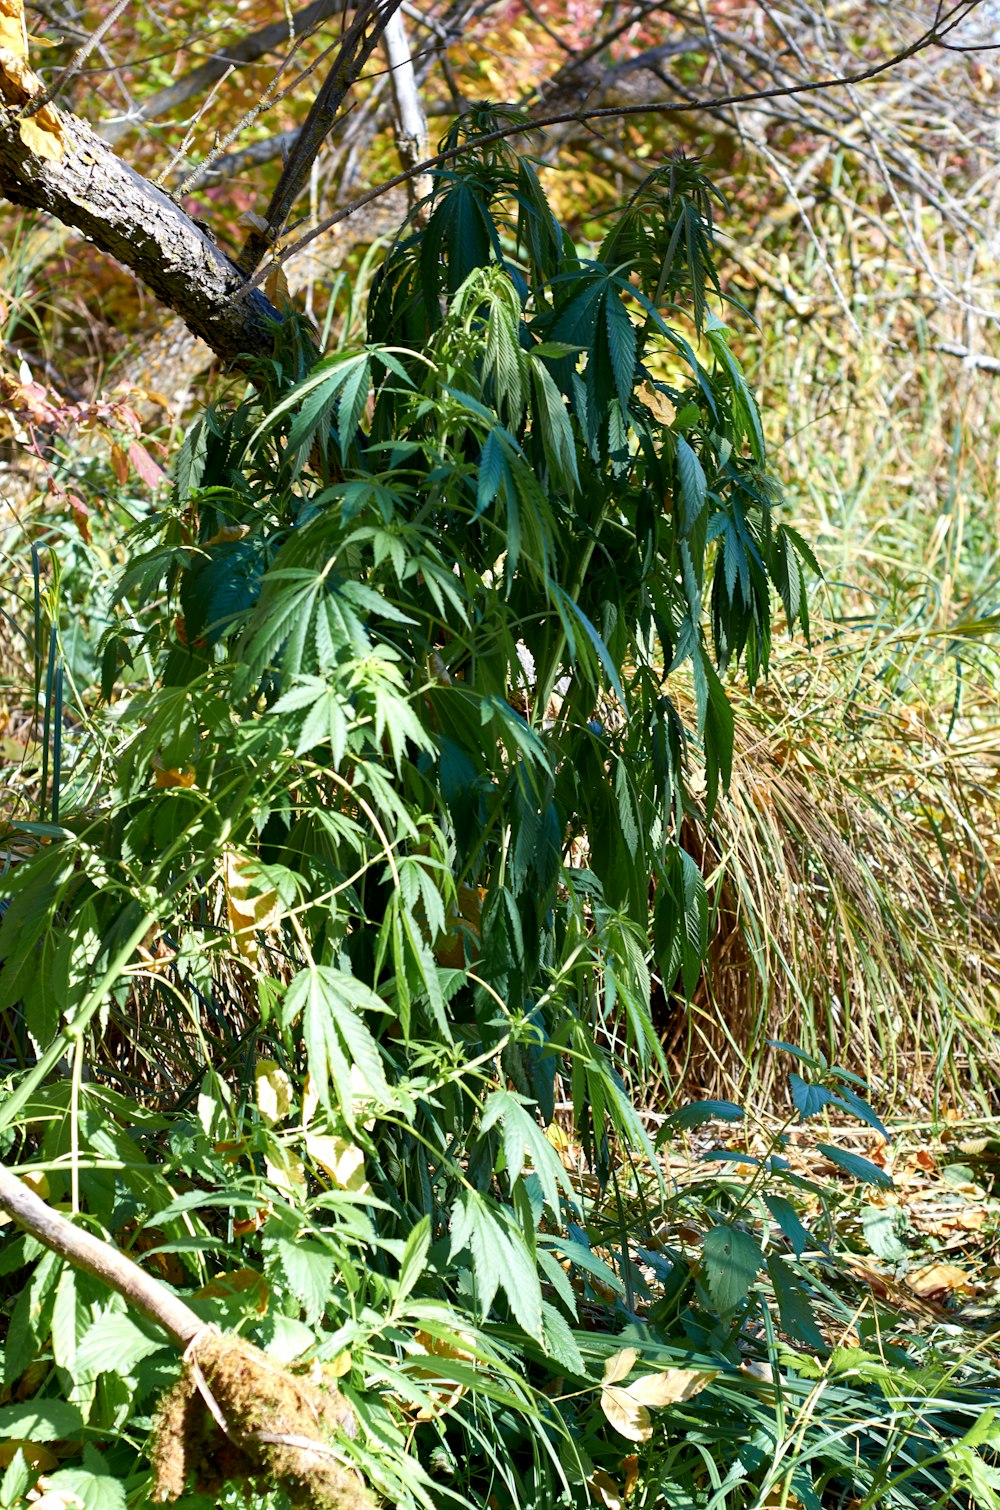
xmin=3 ymin=120 xmax=998 ymax=1510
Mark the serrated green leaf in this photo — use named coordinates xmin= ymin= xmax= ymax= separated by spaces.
xmin=0 ymin=1400 xmax=85 ymax=1441
xmin=767 ymin=1254 xmax=824 ymax=1350
xmin=73 ymin=1311 xmax=165 ymax=1381
xmin=676 ymin=434 xmax=707 ymax=534
xmin=275 ymin=1237 xmax=334 ymax=1327
xmin=283 ymin=965 xmax=390 ymax=1127
xmin=37 ymin=1445 xmax=126 ymax=1510
xmin=763 ymin=1194 xmax=812 ymax=1258
xmin=667 ymin=1099 xmax=743 ymax=1131
xmin=789 ymin=1072 xmax=833 ymax=1121
xmin=702 ymin=1225 xmax=763 ymax=1315
xmin=397 ymin=1216 xmax=431 ymax=1305
xmin=817 ymin=1144 xmax=894 ymax=1190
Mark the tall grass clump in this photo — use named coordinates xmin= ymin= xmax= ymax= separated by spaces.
xmin=647 ymin=108 xmax=1000 ymax=1109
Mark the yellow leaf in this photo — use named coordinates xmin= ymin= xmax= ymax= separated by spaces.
xmin=0 ymin=1170 xmax=50 ymax=1226
xmin=305 ymin=1132 xmax=369 ymax=1192
xmin=195 ymin=1268 xmax=269 ymax=1313
xmin=603 ymin=1347 xmax=640 ymax=1386
xmin=325 ymin=1351 xmax=352 ymax=1379
xmin=0 ymin=0 xmax=27 ymax=58
xmin=302 ymin=1073 xmax=320 ymax=1128
xmin=18 ymin=106 xmax=64 ymax=163
xmin=589 ymin=1469 xmax=623 ymax=1509
xmin=255 ymin=1058 xmax=292 ymax=1124
xmin=623 ymin=1368 xmax=717 ymax=1408
xmin=622 ymin=1455 xmax=639 ymax=1498
xmin=908 ymin=1263 xmax=977 ymax=1299
xmin=152 ymin=759 xmax=196 ymax=788
xmin=600 ymin=1383 xmax=652 ymax=1443
xmin=224 ymin=849 xmax=280 ymax=961
xmin=0 ymin=1440 xmax=57 ymax=1469
xmin=264 ymin=1148 xmax=306 ymax=1198
xmin=410 ymin=1329 xmax=476 ymax=1420
xmin=203 ymin=523 xmax=248 ymax=547
xmin=110 ymin=441 xmax=129 ymax=485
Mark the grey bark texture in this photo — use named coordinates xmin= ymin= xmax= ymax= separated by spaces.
xmin=0 ymin=102 xmax=280 ymax=366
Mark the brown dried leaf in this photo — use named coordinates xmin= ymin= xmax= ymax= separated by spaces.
xmin=589 ymin=1469 xmax=623 ymax=1509
xmin=600 ymin=1384 xmax=652 ymax=1443
xmin=603 ymin=1348 xmax=640 ymax=1386
xmin=624 ymin=1368 xmax=717 ymax=1407
xmin=264 ymin=264 xmax=291 ymax=307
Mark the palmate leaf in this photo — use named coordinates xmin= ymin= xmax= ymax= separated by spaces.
xmin=479 ymin=1089 xmax=574 ymax=1216
xmin=653 ymin=846 xmax=708 ymax=1000
xmin=514 ymin=156 xmax=563 ymax=280
xmin=449 ymin=1191 xmax=543 ymax=1335
xmin=282 ymin=965 xmax=390 ymax=1128
xmin=272 ymin=674 xmax=351 ymax=763
xmin=237 ymin=566 xmax=329 ymax=683
xmin=51 ymin=141 xmax=837 ymax=1510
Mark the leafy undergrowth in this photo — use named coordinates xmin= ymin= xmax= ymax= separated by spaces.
xmin=3 ymin=1067 xmax=1000 ymax=1510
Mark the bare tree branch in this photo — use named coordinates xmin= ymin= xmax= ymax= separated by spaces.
xmin=382 ymin=5 xmax=430 ymax=206
xmin=236 ymin=0 xmax=407 ymax=275
xmin=0 ymin=1158 xmax=202 ymax=1348
xmin=0 ymin=99 xmax=279 ymax=365
xmin=96 ymin=0 xmax=347 ymax=144
xmin=256 ymin=1 xmax=979 ymax=289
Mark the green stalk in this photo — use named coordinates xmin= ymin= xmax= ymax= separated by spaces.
xmin=0 ymin=909 xmax=157 ymax=1135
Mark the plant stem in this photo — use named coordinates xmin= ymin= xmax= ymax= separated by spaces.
xmin=0 ymin=1158 xmax=201 ymax=1349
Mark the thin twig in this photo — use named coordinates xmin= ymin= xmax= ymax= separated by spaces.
xmin=239 ymin=2 xmax=971 ymax=295
xmin=24 ymin=0 xmax=133 ymax=115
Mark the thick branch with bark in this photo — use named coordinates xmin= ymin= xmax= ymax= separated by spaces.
xmin=0 ymin=100 xmax=279 ymax=365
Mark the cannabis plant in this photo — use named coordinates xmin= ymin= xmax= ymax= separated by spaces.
xmin=0 ymin=117 xmax=864 ymax=1509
